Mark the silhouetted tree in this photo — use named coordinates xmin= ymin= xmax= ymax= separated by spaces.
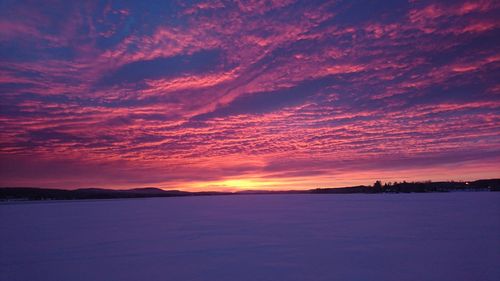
xmin=373 ymin=180 xmax=382 ymax=193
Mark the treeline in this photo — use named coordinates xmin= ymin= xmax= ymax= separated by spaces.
xmin=311 ymin=179 xmax=500 ymax=194
xmin=1 ymin=179 xmax=499 ymax=201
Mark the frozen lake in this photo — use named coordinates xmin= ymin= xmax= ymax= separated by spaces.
xmin=1 ymin=192 xmax=499 ymax=281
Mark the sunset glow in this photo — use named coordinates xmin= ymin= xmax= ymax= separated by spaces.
xmin=0 ymin=0 xmax=499 ymax=190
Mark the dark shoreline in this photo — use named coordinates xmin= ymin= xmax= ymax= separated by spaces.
xmin=1 ymin=179 xmax=499 ymax=201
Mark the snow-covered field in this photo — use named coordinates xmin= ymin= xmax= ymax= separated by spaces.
xmin=1 ymin=192 xmax=499 ymax=281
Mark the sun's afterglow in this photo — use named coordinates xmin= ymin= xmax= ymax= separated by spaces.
xmin=185 ymin=178 xmax=287 ymax=191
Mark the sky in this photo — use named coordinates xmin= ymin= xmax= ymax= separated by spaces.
xmin=0 ymin=0 xmax=499 ymax=191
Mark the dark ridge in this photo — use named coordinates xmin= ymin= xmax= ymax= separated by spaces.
xmin=1 ymin=179 xmax=498 ymax=201
xmin=0 ymin=187 xmax=193 ymax=201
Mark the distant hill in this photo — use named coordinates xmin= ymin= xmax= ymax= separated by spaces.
xmin=1 ymin=179 xmax=499 ymax=201
xmin=0 ymin=187 xmax=193 ymax=201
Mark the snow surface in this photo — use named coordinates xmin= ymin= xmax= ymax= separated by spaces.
xmin=1 ymin=192 xmax=499 ymax=281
